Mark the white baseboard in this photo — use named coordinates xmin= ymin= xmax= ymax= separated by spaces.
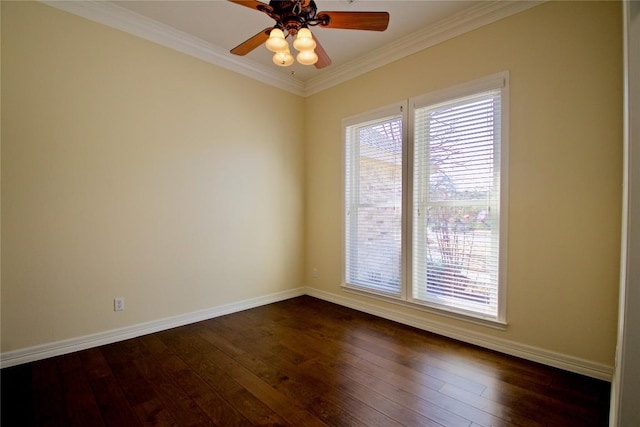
xmin=1 ymin=286 xmax=614 ymax=381
xmin=305 ymin=287 xmax=614 ymax=381
xmin=0 ymin=287 xmax=305 ymax=369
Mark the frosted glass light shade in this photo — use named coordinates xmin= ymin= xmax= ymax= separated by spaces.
xmin=273 ymin=50 xmax=294 ymax=66
xmin=297 ymin=50 xmax=318 ymax=65
xmin=293 ymin=28 xmax=316 ymax=51
xmin=266 ymin=28 xmax=288 ymax=52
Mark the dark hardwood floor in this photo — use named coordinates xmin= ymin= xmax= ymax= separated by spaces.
xmin=1 ymin=296 xmax=610 ymax=426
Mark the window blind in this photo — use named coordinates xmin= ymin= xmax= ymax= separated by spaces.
xmin=412 ymin=90 xmax=502 ymax=317
xmin=345 ymin=114 xmax=404 ymax=296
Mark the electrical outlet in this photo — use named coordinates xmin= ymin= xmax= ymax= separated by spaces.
xmin=114 ymin=297 xmax=125 ymax=311
xmin=312 ymin=268 xmax=319 ymax=278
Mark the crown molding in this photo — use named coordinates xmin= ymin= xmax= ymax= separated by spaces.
xmin=303 ymin=1 xmax=544 ymax=96
xmin=40 ymin=0 xmax=306 ymax=96
xmin=40 ymin=1 xmax=543 ymax=98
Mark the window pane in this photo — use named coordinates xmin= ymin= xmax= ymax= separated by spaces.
xmin=421 ymin=96 xmax=499 ymax=202
xmin=415 ymin=205 xmax=498 ymax=315
xmin=413 ymin=91 xmax=501 ymax=318
xmin=345 ymin=115 xmax=403 ymax=296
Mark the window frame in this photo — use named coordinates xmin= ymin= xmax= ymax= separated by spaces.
xmin=342 ymin=72 xmax=509 ymax=327
xmin=343 ymin=102 xmax=408 ymax=300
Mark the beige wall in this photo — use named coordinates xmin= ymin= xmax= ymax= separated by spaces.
xmin=0 ymin=0 xmax=624 ymax=371
xmin=305 ymin=1 xmax=623 ymax=366
xmin=1 ymin=2 xmax=305 ymax=352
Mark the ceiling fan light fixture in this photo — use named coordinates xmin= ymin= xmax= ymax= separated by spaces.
xmin=265 ymin=28 xmax=288 ymax=52
xmin=273 ymin=50 xmax=295 ymax=67
xmin=228 ymin=0 xmax=389 ymax=70
xmin=293 ymin=28 xmax=316 ymax=51
xmin=297 ymin=49 xmax=318 ymax=66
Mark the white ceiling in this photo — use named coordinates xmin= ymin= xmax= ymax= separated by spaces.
xmin=111 ymin=0 xmax=476 ymax=82
xmin=44 ymin=0 xmax=542 ymax=96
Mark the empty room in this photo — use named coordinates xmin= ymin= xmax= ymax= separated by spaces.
xmin=2 ymin=0 xmax=638 ymax=425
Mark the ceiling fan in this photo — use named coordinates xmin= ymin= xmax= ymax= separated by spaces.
xmin=228 ymin=0 xmax=390 ymax=68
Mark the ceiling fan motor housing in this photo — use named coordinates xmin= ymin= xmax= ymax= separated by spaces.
xmin=268 ymin=0 xmax=321 ymax=33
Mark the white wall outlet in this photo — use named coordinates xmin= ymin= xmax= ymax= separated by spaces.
xmin=312 ymin=268 xmax=319 ymax=278
xmin=114 ymin=297 xmax=125 ymax=311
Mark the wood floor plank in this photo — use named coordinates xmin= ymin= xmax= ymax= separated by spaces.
xmin=438 ymin=383 xmax=528 ymax=426
xmin=1 ymin=296 xmax=610 ymax=427
xmin=283 ymin=355 xmax=443 ymax=427
xmin=324 ymin=355 xmax=506 ymax=427
xmin=163 ymin=331 xmax=304 ymax=426
xmin=286 ymin=316 xmax=481 ymax=396
xmin=232 ymin=342 xmax=409 ymax=427
xmin=314 ymin=301 xmax=608 ymax=426
xmin=78 ymin=347 xmax=113 ymax=380
xmin=171 ymin=368 xmax=253 ymax=427
xmin=234 ymin=310 xmax=481 ymax=426
xmin=133 ymin=398 xmax=180 ymax=426
xmin=31 ymin=358 xmax=68 ymax=426
xmin=246 ymin=300 xmax=488 ymax=398
xmin=242 ymin=335 xmax=446 ymax=426
xmin=481 ymin=377 xmax=609 ymax=426
xmin=132 ymin=349 xmax=214 ymax=427
xmin=202 ymin=322 xmax=358 ymax=423
xmin=203 ymin=317 xmax=388 ymax=426
xmin=90 ymin=376 xmax=143 ymax=427
xmin=199 ymin=347 xmax=331 ymax=427
xmin=57 ymin=358 xmax=106 ymax=426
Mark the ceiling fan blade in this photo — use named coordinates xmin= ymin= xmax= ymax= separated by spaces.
xmin=230 ymin=28 xmax=271 ymax=56
xmin=312 ymin=34 xmax=331 ymax=69
xmin=227 ymin=0 xmax=273 ymax=14
xmin=316 ymin=11 xmax=390 ymax=31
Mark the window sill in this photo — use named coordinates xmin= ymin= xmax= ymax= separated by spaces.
xmin=341 ymin=284 xmax=508 ymax=331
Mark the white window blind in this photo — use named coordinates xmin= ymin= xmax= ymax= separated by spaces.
xmin=412 ymin=90 xmax=502 ymax=318
xmin=345 ymin=110 xmax=404 ymax=296
xmin=343 ymin=73 xmax=507 ymax=324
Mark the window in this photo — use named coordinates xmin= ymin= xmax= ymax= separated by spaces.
xmin=344 ymin=73 xmax=508 ymax=324
xmin=344 ymin=106 xmax=406 ymax=297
